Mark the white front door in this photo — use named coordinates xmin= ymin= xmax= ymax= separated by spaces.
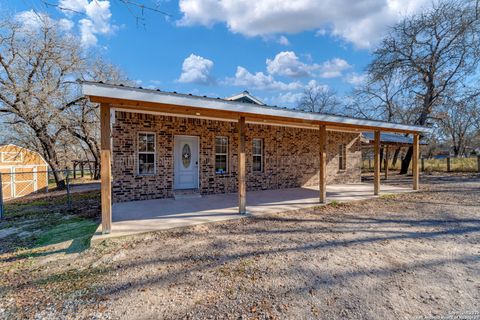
xmin=174 ymin=136 xmax=199 ymax=189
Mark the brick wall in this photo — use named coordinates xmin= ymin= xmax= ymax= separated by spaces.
xmin=111 ymin=111 xmax=362 ymax=202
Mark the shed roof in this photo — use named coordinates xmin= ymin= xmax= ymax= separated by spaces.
xmin=81 ymin=81 xmax=432 ymax=134
xmin=362 ymin=132 xmax=428 ymax=145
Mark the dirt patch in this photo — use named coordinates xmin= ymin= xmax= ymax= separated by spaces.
xmin=0 ymin=175 xmax=479 ymax=319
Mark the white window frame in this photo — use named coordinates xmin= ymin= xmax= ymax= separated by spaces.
xmin=1 ymin=152 xmax=23 ymax=163
xmin=338 ymin=144 xmax=346 ymax=171
xmin=137 ymin=132 xmax=156 ymax=176
xmin=252 ymin=138 xmax=263 ymax=172
xmin=215 ymin=136 xmax=228 ymax=174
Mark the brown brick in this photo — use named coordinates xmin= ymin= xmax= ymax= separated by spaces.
xmin=111 ymin=111 xmax=362 ymax=202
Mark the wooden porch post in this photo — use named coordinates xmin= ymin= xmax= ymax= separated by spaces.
xmin=384 ymin=145 xmax=389 ymax=180
xmin=374 ymin=131 xmax=381 ymax=195
xmin=100 ymin=104 xmax=112 ymax=233
xmin=238 ymin=116 xmax=247 ymax=214
xmin=319 ymin=125 xmax=327 ymax=203
xmin=413 ymin=133 xmax=419 ymax=190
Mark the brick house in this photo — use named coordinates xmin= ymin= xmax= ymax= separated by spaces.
xmin=81 ymin=82 xmax=430 ymax=234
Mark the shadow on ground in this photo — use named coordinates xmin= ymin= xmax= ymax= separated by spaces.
xmin=0 ymin=191 xmax=100 ymax=261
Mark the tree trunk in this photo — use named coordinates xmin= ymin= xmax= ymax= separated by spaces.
xmin=392 ymin=147 xmax=401 ymax=167
xmin=36 ymin=130 xmax=66 ymax=188
xmin=400 ymin=80 xmax=434 ymax=174
xmin=400 ymin=146 xmax=413 ymax=174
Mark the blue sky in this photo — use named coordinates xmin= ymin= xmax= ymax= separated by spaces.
xmin=3 ymin=0 xmax=433 ymax=108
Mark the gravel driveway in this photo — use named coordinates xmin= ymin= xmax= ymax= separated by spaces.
xmin=1 ymin=174 xmax=479 ymax=319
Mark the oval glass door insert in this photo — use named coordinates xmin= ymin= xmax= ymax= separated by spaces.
xmin=182 ymin=144 xmax=191 ymax=168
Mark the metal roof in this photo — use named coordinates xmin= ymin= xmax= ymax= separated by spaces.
xmin=362 ymin=132 xmax=428 ymax=145
xmin=81 ymin=81 xmax=432 ymax=134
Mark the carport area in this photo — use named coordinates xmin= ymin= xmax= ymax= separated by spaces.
xmin=91 ymin=182 xmax=413 ymax=242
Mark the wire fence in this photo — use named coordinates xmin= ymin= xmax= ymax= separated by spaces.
xmin=0 ymin=169 xmax=100 ymax=220
xmin=362 ymin=156 xmax=480 ymax=173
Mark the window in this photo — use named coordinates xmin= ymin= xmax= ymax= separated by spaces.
xmin=338 ymin=144 xmax=346 ymax=170
xmin=215 ymin=137 xmax=228 ymax=174
xmin=138 ymin=132 xmax=155 ymax=175
xmin=252 ymin=138 xmax=263 ymax=172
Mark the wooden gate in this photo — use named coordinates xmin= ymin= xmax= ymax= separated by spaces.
xmin=13 ymin=167 xmax=37 ymax=197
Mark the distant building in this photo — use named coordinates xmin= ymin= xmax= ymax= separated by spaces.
xmin=0 ymin=144 xmax=49 ymax=199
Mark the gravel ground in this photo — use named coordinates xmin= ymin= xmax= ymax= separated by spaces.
xmin=1 ymin=174 xmax=479 ymax=319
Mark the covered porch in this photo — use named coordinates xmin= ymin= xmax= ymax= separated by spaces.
xmin=92 ymin=182 xmax=412 ymax=241
xmin=81 ymin=81 xmax=431 ymax=234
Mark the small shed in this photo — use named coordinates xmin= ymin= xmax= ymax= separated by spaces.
xmin=0 ymin=144 xmax=49 ymax=199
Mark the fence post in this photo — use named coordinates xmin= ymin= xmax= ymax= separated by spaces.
xmin=447 ymin=157 xmax=451 ymax=172
xmin=0 ymin=173 xmax=4 ymax=220
xmin=477 ymin=155 xmax=480 ymax=173
xmin=421 ymin=157 xmax=425 ymax=172
xmin=46 ymin=169 xmax=49 ymax=193
xmin=66 ymin=170 xmax=72 ymax=211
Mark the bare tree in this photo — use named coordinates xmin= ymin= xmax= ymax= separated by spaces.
xmin=369 ymin=0 xmax=480 ymax=173
xmin=0 ymin=16 xmax=84 ymax=187
xmin=41 ymin=0 xmax=171 ymax=29
xmin=298 ymin=84 xmax=340 ymax=114
xmin=438 ymin=93 xmax=478 ymax=156
xmin=66 ymin=60 xmax=130 ymax=180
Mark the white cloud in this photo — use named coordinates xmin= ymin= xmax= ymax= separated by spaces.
xmin=15 ymin=10 xmax=73 ymax=32
xmin=266 ymin=51 xmax=314 ymax=78
xmin=59 ymin=0 xmax=88 ymax=13
xmin=178 ymin=0 xmax=433 ymax=48
xmin=305 ymin=79 xmax=329 ymax=94
xmin=266 ymin=52 xmax=350 ymax=78
xmin=277 ymin=35 xmax=290 ymax=46
xmin=57 ymin=0 xmax=115 ymax=47
xmin=267 ymin=80 xmax=331 ymax=107
xmin=58 ymin=18 xmax=74 ymax=31
xmin=178 ymin=54 xmax=215 ymax=85
xmin=345 ymin=72 xmax=367 ymax=87
xmin=275 ymin=91 xmax=303 ymax=104
xmin=228 ymin=66 xmax=301 ymax=91
xmin=319 ymin=58 xmax=351 ymax=78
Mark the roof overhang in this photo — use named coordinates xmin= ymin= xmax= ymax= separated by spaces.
xmin=82 ymin=82 xmax=432 ymax=134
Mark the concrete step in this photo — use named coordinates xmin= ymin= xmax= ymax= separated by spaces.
xmin=174 ymin=189 xmax=202 ymax=200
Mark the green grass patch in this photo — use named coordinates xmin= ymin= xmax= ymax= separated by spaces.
xmin=328 ymin=200 xmax=346 ymax=208
xmin=1 ymin=191 xmax=100 ymax=255
xmin=35 ymin=217 xmax=98 ymax=250
xmin=380 ymin=194 xmax=396 ymax=199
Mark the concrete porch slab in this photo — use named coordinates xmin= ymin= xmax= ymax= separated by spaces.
xmin=91 ymin=183 xmax=413 ymax=243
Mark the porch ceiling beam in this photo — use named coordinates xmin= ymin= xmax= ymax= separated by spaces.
xmin=86 ymin=96 xmax=426 ymax=135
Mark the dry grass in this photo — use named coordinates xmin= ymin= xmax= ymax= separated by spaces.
xmin=363 ymin=157 xmax=479 ymax=173
xmin=0 ymin=174 xmax=479 ymax=319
